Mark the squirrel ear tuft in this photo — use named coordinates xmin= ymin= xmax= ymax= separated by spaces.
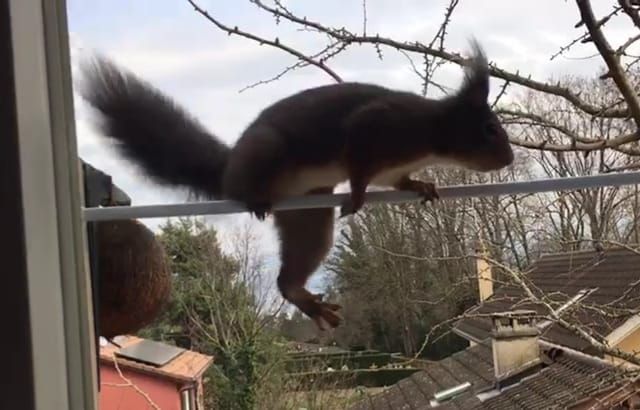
xmin=457 ymin=39 xmax=490 ymax=106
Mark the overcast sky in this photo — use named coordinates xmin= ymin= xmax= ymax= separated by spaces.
xmin=66 ymin=0 xmax=633 ymax=293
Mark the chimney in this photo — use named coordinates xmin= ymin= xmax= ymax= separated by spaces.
xmin=491 ymin=310 xmax=541 ymax=383
xmin=476 ymin=248 xmax=493 ymax=302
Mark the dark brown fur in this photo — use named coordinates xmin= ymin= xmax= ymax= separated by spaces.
xmin=81 ymin=41 xmax=513 ymax=329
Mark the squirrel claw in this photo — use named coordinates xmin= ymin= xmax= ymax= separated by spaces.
xmin=307 ymin=294 xmax=343 ymax=330
xmin=339 ymin=207 xmax=353 ymax=218
xmin=396 ymin=179 xmax=439 ymax=205
xmin=247 ymin=202 xmax=272 ymax=220
xmin=339 ymin=199 xmax=360 ymax=218
xmin=286 ymin=288 xmax=343 ymax=330
xmin=311 ymin=302 xmax=343 ymax=330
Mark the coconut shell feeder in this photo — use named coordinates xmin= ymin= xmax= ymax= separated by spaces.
xmin=96 ymin=218 xmax=171 ymax=338
xmin=82 ymin=160 xmax=171 ymax=340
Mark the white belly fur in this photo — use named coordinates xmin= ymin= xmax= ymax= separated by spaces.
xmin=371 ymin=154 xmax=451 ymax=187
xmin=279 ymin=154 xmax=455 ymax=196
xmin=280 ymin=163 xmax=348 ymax=196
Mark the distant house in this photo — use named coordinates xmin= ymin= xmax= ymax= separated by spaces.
xmin=350 ymin=247 xmax=640 ymax=409
xmin=99 ymin=335 xmax=213 ymax=410
xmin=456 ymin=247 xmax=640 ymax=360
xmin=351 ymin=312 xmax=640 ymax=409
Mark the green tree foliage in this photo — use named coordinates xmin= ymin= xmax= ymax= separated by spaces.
xmin=140 ymin=218 xmax=238 ymax=343
xmin=139 ymin=218 xmax=286 ymax=409
xmin=326 ymin=198 xmax=475 ymax=359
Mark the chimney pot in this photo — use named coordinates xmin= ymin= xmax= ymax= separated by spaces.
xmin=476 ymin=253 xmax=493 ymax=302
xmin=491 ymin=310 xmax=541 ymax=382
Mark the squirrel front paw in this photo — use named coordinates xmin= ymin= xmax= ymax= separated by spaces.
xmin=416 ymin=181 xmax=439 ymax=204
xmin=339 ymin=201 xmax=355 ymax=218
xmin=395 ymin=178 xmax=439 ymax=204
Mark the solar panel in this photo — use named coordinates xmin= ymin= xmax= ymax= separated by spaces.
xmin=116 ymin=339 xmax=185 ymax=367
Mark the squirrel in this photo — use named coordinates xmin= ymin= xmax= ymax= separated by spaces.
xmin=79 ymin=41 xmax=514 ymax=330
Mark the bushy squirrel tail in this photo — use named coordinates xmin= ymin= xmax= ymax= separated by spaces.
xmin=79 ymin=55 xmax=230 ymax=198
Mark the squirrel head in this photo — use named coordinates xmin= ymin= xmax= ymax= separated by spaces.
xmin=438 ymin=40 xmax=514 ymax=172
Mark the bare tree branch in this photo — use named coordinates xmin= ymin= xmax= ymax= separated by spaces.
xmin=187 ymin=0 xmax=343 ymax=83
xmin=107 ymin=353 xmax=161 ymax=410
xmin=364 ymin=236 xmax=640 ymax=366
xmin=617 ymin=33 xmax=640 ymax=55
xmin=499 ymin=108 xmax=640 ymax=154
xmin=190 ymin=0 xmax=640 ymax=159
xmin=576 ymin=0 xmax=640 ymax=126
xmin=619 ymin=0 xmax=640 ymax=29
xmin=603 ymin=161 xmax=640 ymax=172
xmin=508 ymin=133 xmax=639 ymax=153
xmin=247 ymin=0 xmax=630 ymax=119
xmin=551 ymin=6 xmax=622 ymax=61
xmin=491 ymin=80 xmax=511 ymax=109
xmin=551 ymin=32 xmax=590 ymax=61
xmin=239 ymin=41 xmax=346 ymax=92
xmin=421 ymin=0 xmax=461 ymax=95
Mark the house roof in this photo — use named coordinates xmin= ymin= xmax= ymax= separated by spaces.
xmin=349 ymin=341 xmax=635 ymax=410
xmin=100 ymin=335 xmax=213 ymax=383
xmin=351 ymin=341 xmax=493 ymax=410
xmin=455 ymin=247 xmax=640 ymax=353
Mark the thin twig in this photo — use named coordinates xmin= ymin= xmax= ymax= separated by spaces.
xmin=491 ymin=80 xmax=511 ymax=108
xmin=421 ymin=0 xmax=461 ymax=95
xmin=249 ymin=0 xmax=630 ymax=119
xmin=362 ymin=0 xmax=367 ymax=35
xmin=186 ymin=0 xmax=342 ymax=83
xmin=551 ymin=33 xmax=591 ymax=61
xmin=617 ymin=33 xmax=640 ymax=55
xmin=107 ymin=353 xmax=161 ymax=409
xmin=551 ymin=6 xmax=622 ymax=61
xmin=239 ymin=41 xmax=346 ymax=92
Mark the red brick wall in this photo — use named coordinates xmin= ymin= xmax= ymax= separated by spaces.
xmin=99 ymin=364 xmax=182 ymax=410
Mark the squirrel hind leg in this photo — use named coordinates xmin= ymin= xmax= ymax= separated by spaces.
xmin=223 ymin=126 xmax=286 ymax=215
xmin=274 ymin=188 xmax=342 ymax=330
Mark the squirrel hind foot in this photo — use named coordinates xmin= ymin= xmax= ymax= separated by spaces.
xmin=284 ymin=288 xmax=343 ymax=330
xmin=339 ymin=197 xmax=363 ymax=218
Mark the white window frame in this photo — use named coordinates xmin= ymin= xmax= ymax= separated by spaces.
xmin=9 ymin=0 xmax=97 ymax=409
xmin=8 ymin=1 xmax=640 ymax=409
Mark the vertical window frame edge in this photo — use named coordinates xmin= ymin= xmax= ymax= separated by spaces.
xmin=42 ymin=0 xmax=98 ymax=408
xmin=9 ymin=0 xmax=98 ymax=409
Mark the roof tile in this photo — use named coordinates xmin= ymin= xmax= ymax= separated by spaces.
xmin=351 ymin=338 xmax=635 ymax=409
